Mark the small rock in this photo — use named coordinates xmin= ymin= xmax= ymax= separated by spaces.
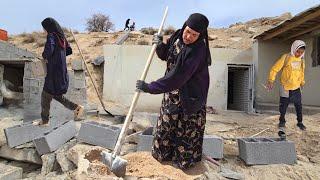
xmin=309 ymin=156 xmax=320 ymax=164
xmin=56 ymin=139 xmax=77 ymax=172
xmin=297 ymin=155 xmax=309 ymax=162
xmin=0 ymin=145 xmax=42 ymax=164
xmin=91 ymin=56 xmax=105 ymax=66
xmin=67 ymin=143 xmax=109 ymax=177
xmin=41 ymin=153 xmax=57 ymax=175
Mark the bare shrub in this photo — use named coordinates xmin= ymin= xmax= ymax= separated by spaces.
xmin=137 ymin=40 xmax=149 ymax=45
xmin=164 ymin=26 xmax=176 ymax=35
xmin=86 ymin=14 xmax=114 ymax=32
xmin=140 ymin=27 xmax=158 ymax=35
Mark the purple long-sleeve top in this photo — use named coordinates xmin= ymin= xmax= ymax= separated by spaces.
xmin=147 ymin=30 xmax=210 ymax=114
xmin=42 ymin=33 xmax=72 ymax=95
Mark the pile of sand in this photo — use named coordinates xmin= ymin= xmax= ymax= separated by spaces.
xmin=124 ymin=152 xmax=208 ymax=180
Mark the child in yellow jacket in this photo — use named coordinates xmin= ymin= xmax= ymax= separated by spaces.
xmin=266 ymin=40 xmax=306 ymax=130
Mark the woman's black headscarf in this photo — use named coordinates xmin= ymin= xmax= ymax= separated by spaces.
xmin=41 ymin=17 xmax=67 ymax=49
xmin=179 ymin=13 xmax=212 ymax=66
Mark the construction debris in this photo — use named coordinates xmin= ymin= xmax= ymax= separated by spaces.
xmin=0 ymin=11 xmax=318 ymax=180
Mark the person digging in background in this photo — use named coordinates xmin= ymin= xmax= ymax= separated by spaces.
xmin=33 ymin=17 xmax=84 ymax=126
xmin=266 ymin=40 xmax=306 ymax=130
xmin=136 ymin=13 xmax=211 ymax=169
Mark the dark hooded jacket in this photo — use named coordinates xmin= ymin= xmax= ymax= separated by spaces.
xmin=147 ymin=27 xmax=210 ymax=114
xmin=41 ymin=17 xmax=72 ymax=95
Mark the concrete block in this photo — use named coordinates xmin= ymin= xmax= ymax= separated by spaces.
xmin=24 ymin=61 xmax=46 ymax=78
xmin=0 ymin=145 xmax=42 ymax=164
xmin=238 ymin=137 xmax=297 ymax=165
xmin=203 ymin=135 xmax=224 ymax=159
xmin=33 ymin=121 xmax=77 ymax=155
xmin=0 ymin=163 xmax=23 ymax=180
xmin=4 ymin=122 xmax=53 ymax=148
xmin=40 ymin=153 xmax=57 ymax=175
xmin=77 ymin=121 xmax=121 ymax=150
xmin=71 ymin=59 xmax=84 ymax=70
xmin=73 ymin=71 xmax=86 ymax=89
xmin=137 ymin=127 xmax=154 ymax=151
xmin=137 ymin=128 xmax=223 ymax=159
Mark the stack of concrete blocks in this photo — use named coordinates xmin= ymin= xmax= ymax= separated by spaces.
xmin=238 ymin=137 xmax=297 ymax=165
xmin=0 ymin=64 xmax=3 ymax=105
xmin=33 ymin=120 xmax=77 ymax=155
xmin=137 ymin=127 xmax=224 ymax=159
xmin=77 ymin=121 xmax=121 ymax=150
xmin=23 ymin=59 xmax=87 ymax=125
xmin=0 ymin=163 xmax=23 ymax=180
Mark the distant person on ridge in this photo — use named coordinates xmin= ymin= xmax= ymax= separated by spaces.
xmin=124 ymin=18 xmax=130 ymax=31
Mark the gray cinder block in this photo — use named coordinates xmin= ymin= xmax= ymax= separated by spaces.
xmin=0 ymin=163 xmax=23 ymax=180
xmin=33 ymin=121 xmax=77 ymax=155
xmin=137 ymin=128 xmax=224 ymax=159
xmin=24 ymin=61 xmax=46 ymax=78
xmin=137 ymin=127 xmax=154 ymax=151
xmin=73 ymin=71 xmax=86 ymax=89
xmin=4 ymin=122 xmax=53 ymax=148
xmin=203 ymin=135 xmax=224 ymax=159
xmin=71 ymin=59 xmax=84 ymax=70
xmin=77 ymin=121 xmax=121 ymax=150
xmin=238 ymin=137 xmax=297 ymax=165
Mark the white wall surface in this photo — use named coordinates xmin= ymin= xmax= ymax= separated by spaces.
xmin=103 ymin=45 xmax=252 ymax=112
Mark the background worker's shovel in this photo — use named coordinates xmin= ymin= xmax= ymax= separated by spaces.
xmin=101 ymin=6 xmax=169 ymax=177
xmin=70 ymin=29 xmax=115 ymax=117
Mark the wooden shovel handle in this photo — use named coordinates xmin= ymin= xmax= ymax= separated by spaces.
xmin=112 ymin=6 xmax=169 ymax=156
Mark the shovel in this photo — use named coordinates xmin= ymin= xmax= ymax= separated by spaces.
xmin=70 ymin=29 xmax=115 ymax=117
xmin=205 ymin=155 xmax=244 ymax=180
xmin=101 ymin=6 xmax=169 ymax=177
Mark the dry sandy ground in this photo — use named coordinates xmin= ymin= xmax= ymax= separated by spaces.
xmin=0 ymin=102 xmax=319 ymax=179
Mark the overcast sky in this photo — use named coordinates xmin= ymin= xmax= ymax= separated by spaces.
xmin=0 ymin=0 xmax=319 ymax=34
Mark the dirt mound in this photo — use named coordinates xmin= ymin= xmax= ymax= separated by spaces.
xmin=124 ymin=152 xmax=207 ymax=180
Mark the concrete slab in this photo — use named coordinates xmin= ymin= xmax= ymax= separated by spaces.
xmin=77 ymin=121 xmax=121 ymax=150
xmin=238 ymin=137 xmax=297 ymax=165
xmin=33 ymin=121 xmax=77 ymax=155
xmin=0 ymin=163 xmax=23 ymax=180
xmin=0 ymin=145 xmax=42 ymax=164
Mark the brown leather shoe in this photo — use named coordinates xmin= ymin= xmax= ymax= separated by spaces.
xmin=74 ymin=105 xmax=84 ymax=121
xmin=32 ymin=119 xmax=50 ymax=127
